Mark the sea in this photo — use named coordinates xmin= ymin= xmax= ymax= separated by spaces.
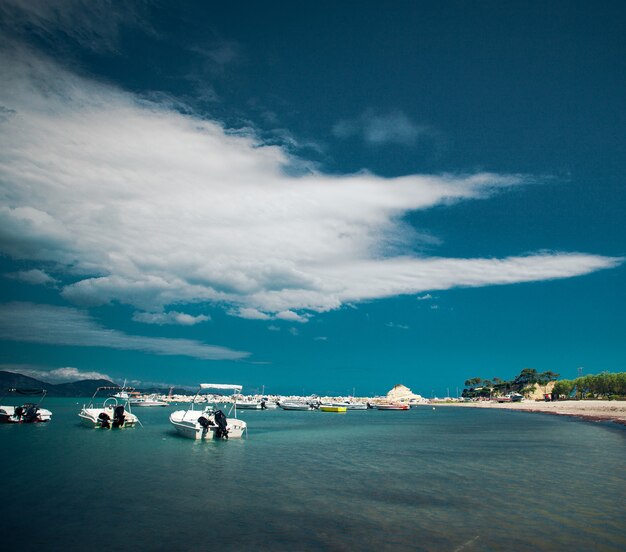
xmin=1 ymin=399 xmax=625 ymax=552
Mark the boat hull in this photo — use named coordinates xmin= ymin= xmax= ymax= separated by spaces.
xmin=170 ymin=410 xmax=247 ymax=440
xmin=376 ymin=404 xmax=410 ymax=410
xmin=320 ymin=405 xmax=347 ymax=413
xmin=78 ymin=408 xmax=138 ymax=428
xmin=0 ymin=406 xmax=52 ymax=423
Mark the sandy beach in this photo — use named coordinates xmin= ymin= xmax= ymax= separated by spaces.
xmin=441 ymin=400 xmax=626 ymax=426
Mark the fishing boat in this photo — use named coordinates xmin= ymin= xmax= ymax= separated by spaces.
xmin=319 ymin=405 xmax=347 ymax=413
xmin=79 ymin=386 xmax=140 ymax=428
xmin=0 ymin=389 xmax=52 ymax=423
xmin=169 ymin=383 xmax=247 ymax=440
xmin=375 ymin=403 xmax=410 ymax=410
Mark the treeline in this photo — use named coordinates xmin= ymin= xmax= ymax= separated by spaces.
xmin=462 ymin=368 xmax=559 ymax=399
xmin=553 ymin=372 xmax=626 ymax=399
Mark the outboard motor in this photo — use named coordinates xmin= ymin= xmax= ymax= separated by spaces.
xmin=260 ymin=400 xmax=266 ymax=410
xmin=98 ymin=411 xmax=111 ymax=429
xmin=24 ymin=405 xmax=39 ymax=422
xmin=213 ymin=410 xmax=229 ymax=439
xmin=14 ymin=406 xmax=24 ymax=421
xmin=112 ymin=405 xmax=126 ymax=428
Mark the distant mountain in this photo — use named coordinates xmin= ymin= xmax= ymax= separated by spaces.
xmin=0 ymin=371 xmax=117 ymax=397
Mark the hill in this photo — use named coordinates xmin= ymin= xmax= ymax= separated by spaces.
xmin=0 ymin=371 xmax=117 ymax=397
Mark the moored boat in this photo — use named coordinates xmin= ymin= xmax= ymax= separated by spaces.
xmin=375 ymin=403 xmax=410 ymax=410
xmin=169 ymin=383 xmax=247 ymax=440
xmin=0 ymin=389 xmax=52 ymax=423
xmin=278 ymin=401 xmax=312 ymax=410
xmin=129 ymin=393 xmax=169 ymax=407
xmin=320 ymin=405 xmax=347 ymax=413
xmin=79 ymin=386 xmax=139 ymax=428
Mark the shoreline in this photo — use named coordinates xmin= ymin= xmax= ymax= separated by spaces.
xmin=436 ymin=399 xmax=626 ymax=426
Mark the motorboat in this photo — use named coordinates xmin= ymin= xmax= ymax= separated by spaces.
xmin=235 ymin=396 xmax=276 ymax=410
xmin=169 ymin=383 xmax=247 ymax=440
xmin=79 ymin=386 xmax=140 ymax=428
xmin=278 ymin=401 xmax=312 ymax=410
xmin=322 ymin=400 xmax=368 ymax=410
xmin=129 ymin=393 xmax=169 ymax=407
xmin=375 ymin=403 xmax=410 ymax=410
xmin=0 ymin=388 xmax=52 ymax=423
xmin=320 ymin=405 xmax=347 ymax=413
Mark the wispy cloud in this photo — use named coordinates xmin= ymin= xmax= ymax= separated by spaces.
xmin=0 ymin=50 xmax=621 ymax=322
xmin=5 ymin=268 xmax=57 ymax=286
xmin=417 ymin=293 xmax=433 ymax=301
xmin=333 ymin=109 xmax=430 ymax=146
xmin=0 ymin=0 xmax=152 ymax=54
xmin=1 ymin=364 xmax=112 ymax=383
xmin=132 ymin=310 xmax=210 ymax=326
xmin=0 ymin=302 xmax=249 ymax=360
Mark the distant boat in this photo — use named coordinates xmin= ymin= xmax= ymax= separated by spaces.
xmin=322 ymin=401 xmax=368 ymax=410
xmin=129 ymin=394 xmax=168 ymax=407
xmin=375 ymin=403 xmax=410 ymax=410
xmin=0 ymin=388 xmax=52 ymax=424
xmin=278 ymin=401 xmax=312 ymax=411
xmin=170 ymin=383 xmax=247 ymax=440
xmin=235 ymin=399 xmax=263 ymax=410
xmin=320 ymin=405 xmax=347 ymax=413
xmin=79 ymin=386 xmax=139 ymax=429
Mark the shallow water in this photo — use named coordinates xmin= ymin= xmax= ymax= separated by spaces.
xmin=1 ymin=399 xmax=625 ymax=551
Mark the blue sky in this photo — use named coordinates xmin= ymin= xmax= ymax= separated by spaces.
xmin=0 ymin=0 xmax=624 ymax=395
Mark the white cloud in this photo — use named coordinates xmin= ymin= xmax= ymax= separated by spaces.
xmin=2 ymin=365 xmax=112 ymax=383
xmin=417 ymin=293 xmax=433 ymax=301
xmin=0 ymin=302 xmax=249 ymax=360
xmin=132 ymin=310 xmax=210 ymax=326
xmin=275 ymin=310 xmax=309 ymax=323
xmin=231 ymin=308 xmax=271 ymax=320
xmin=333 ymin=110 xmax=429 ymax=146
xmin=0 ymin=50 xmax=621 ymax=322
xmin=5 ymin=268 xmax=57 ymax=286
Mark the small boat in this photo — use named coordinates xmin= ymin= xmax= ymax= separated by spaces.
xmin=278 ymin=401 xmax=312 ymax=410
xmin=319 ymin=405 xmax=347 ymax=413
xmin=375 ymin=403 xmax=410 ymax=410
xmin=129 ymin=393 xmax=169 ymax=407
xmin=234 ymin=400 xmax=263 ymax=410
xmin=323 ymin=401 xmax=368 ymax=410
xmin=169 ymin=383 xmax=247 ymax=440
xmin=79 ymin=386 xmax=140 ymax=428
xmin=0 ymin=389 xmax=52 ymax=423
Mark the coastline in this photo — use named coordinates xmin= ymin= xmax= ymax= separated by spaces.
xmin=437 ymin=399 xmax=626 ymax=426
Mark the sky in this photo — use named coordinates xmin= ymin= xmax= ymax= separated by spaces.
xmin=0 ymin=0 xmax=624 ymax=396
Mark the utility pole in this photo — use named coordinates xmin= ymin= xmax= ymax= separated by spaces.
xmin=577 ymin=366 xmax=583 ymax=378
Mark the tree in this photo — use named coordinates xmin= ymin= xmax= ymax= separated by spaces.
xmin=512 ymin=368 xmax=539 ymax=391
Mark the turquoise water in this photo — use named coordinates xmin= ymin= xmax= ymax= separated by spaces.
xmin=1 ymin=399 xmax=625 ymax=551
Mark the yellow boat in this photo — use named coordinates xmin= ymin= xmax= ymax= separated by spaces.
xmin=319 ymin=405 xmax=347 ymax=413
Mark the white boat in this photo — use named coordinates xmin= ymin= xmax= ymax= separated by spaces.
xmin=375 ymin=403 xmax=410 ymax=410
xmin=79 ymin=386 xmax=140 ymax=429
xmin=129 ymin=394 xmax=169 ymax=407
xmin=235 ymin=397 xmax=277 ymax=410
xmin=278 ymin=401 xmax=312 ymax=410
xmin=322 ymin=401 xmax=368 ymax=410
xmin=0 ymin=389 xmax=52 ymax=423
xmin=235 ymin=401 xmax=262 ymax=410
xmin=169 ymin=383 xmax=247 ymax=440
